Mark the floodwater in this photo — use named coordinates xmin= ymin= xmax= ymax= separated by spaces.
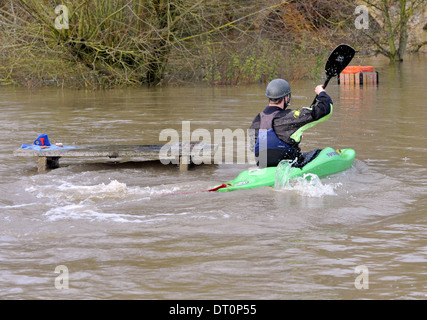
xmin=0 ymin=54 xmax=426 ymax=300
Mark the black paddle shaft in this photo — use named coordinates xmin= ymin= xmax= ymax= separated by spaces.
xmin=310 ymin=44 xmax=355 ymax=107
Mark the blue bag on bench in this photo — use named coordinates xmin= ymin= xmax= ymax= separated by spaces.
xmin=34 ymin=134 xmax=51 ymax=147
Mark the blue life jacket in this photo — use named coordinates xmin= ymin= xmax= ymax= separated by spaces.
xmin=254 ymin=109 xmax=292 ymax=154
xmin=255 ymin=128 xmax=291 ymax=153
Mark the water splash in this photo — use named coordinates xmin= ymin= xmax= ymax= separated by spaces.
xmin=274 ymin=160 xmax=341 ymax=197
xmin=289 ymin=174 xmax=341 ymax=197
xmin=274 ymin=160 xmax=294 ymax=189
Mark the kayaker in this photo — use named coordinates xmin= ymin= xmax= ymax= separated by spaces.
xmin=249 ymin=78 xmax=333 ymax=168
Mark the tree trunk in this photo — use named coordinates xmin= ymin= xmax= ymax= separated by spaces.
xmin=381 ymin=0 xmax=398 ymax=61
xmin=146 ymin=39 xmax=169 ymax=85
xmin=145 ymin=0 xmax=174 ymax=85
xmin=397 ymin=0 xmax=409 ymax=61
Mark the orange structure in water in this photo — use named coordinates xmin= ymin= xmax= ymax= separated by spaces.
xmin=339 ymin=65 xmax=378 ymax=86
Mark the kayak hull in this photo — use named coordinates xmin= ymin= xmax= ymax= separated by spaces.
xmin=217 ymin=147 xmax=356 ymax=192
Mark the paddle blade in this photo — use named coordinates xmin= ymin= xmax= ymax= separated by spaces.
xmin=325 ymin=44 xmax=355 ymax=78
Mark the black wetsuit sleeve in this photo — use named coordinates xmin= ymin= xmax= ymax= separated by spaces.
xmin=272 ymin=92 xmax=333 ymax=145
xmin=311 ymin=91 xmax=333 ymax=120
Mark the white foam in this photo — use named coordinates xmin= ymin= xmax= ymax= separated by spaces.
xmin=25 ymin=179 xmax=182 ymax=203
xmin=275 ymin=173 xmax=341 ymax=197
xmin=42 ymin=203 xmax=200 ymax=224
xmin=44 ymin=204 xmax=145 ymax=223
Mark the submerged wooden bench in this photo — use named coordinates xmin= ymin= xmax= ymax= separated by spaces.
xmin=14 ymin=142 xmax=218 ymax=173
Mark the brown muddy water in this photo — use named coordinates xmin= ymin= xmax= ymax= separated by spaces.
xmin=0 ymin=55 xmax=426 ymax=300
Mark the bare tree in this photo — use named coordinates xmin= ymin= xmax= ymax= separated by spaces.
xmin=360 ymin=0 xmax=426 ymax=61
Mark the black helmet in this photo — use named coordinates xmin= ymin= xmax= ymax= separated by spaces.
xmin=265 ymin=79 xmax=291 ymax=99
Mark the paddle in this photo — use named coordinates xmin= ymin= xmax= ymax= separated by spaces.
xmin=310 ymin=44 xmax=355 ymax=107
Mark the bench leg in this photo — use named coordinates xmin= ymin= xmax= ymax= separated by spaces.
xmin=37 ymin=157 xmax=47 ymax=173
xmin=37 ymin=157 xmax=60 ymax=173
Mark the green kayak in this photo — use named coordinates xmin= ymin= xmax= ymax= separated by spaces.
xmin=216 ymin=147 xmax=356 ymax=192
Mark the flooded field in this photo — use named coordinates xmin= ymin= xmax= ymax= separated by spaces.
xmin=1 ymin=55 xmax=426 ymax=299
